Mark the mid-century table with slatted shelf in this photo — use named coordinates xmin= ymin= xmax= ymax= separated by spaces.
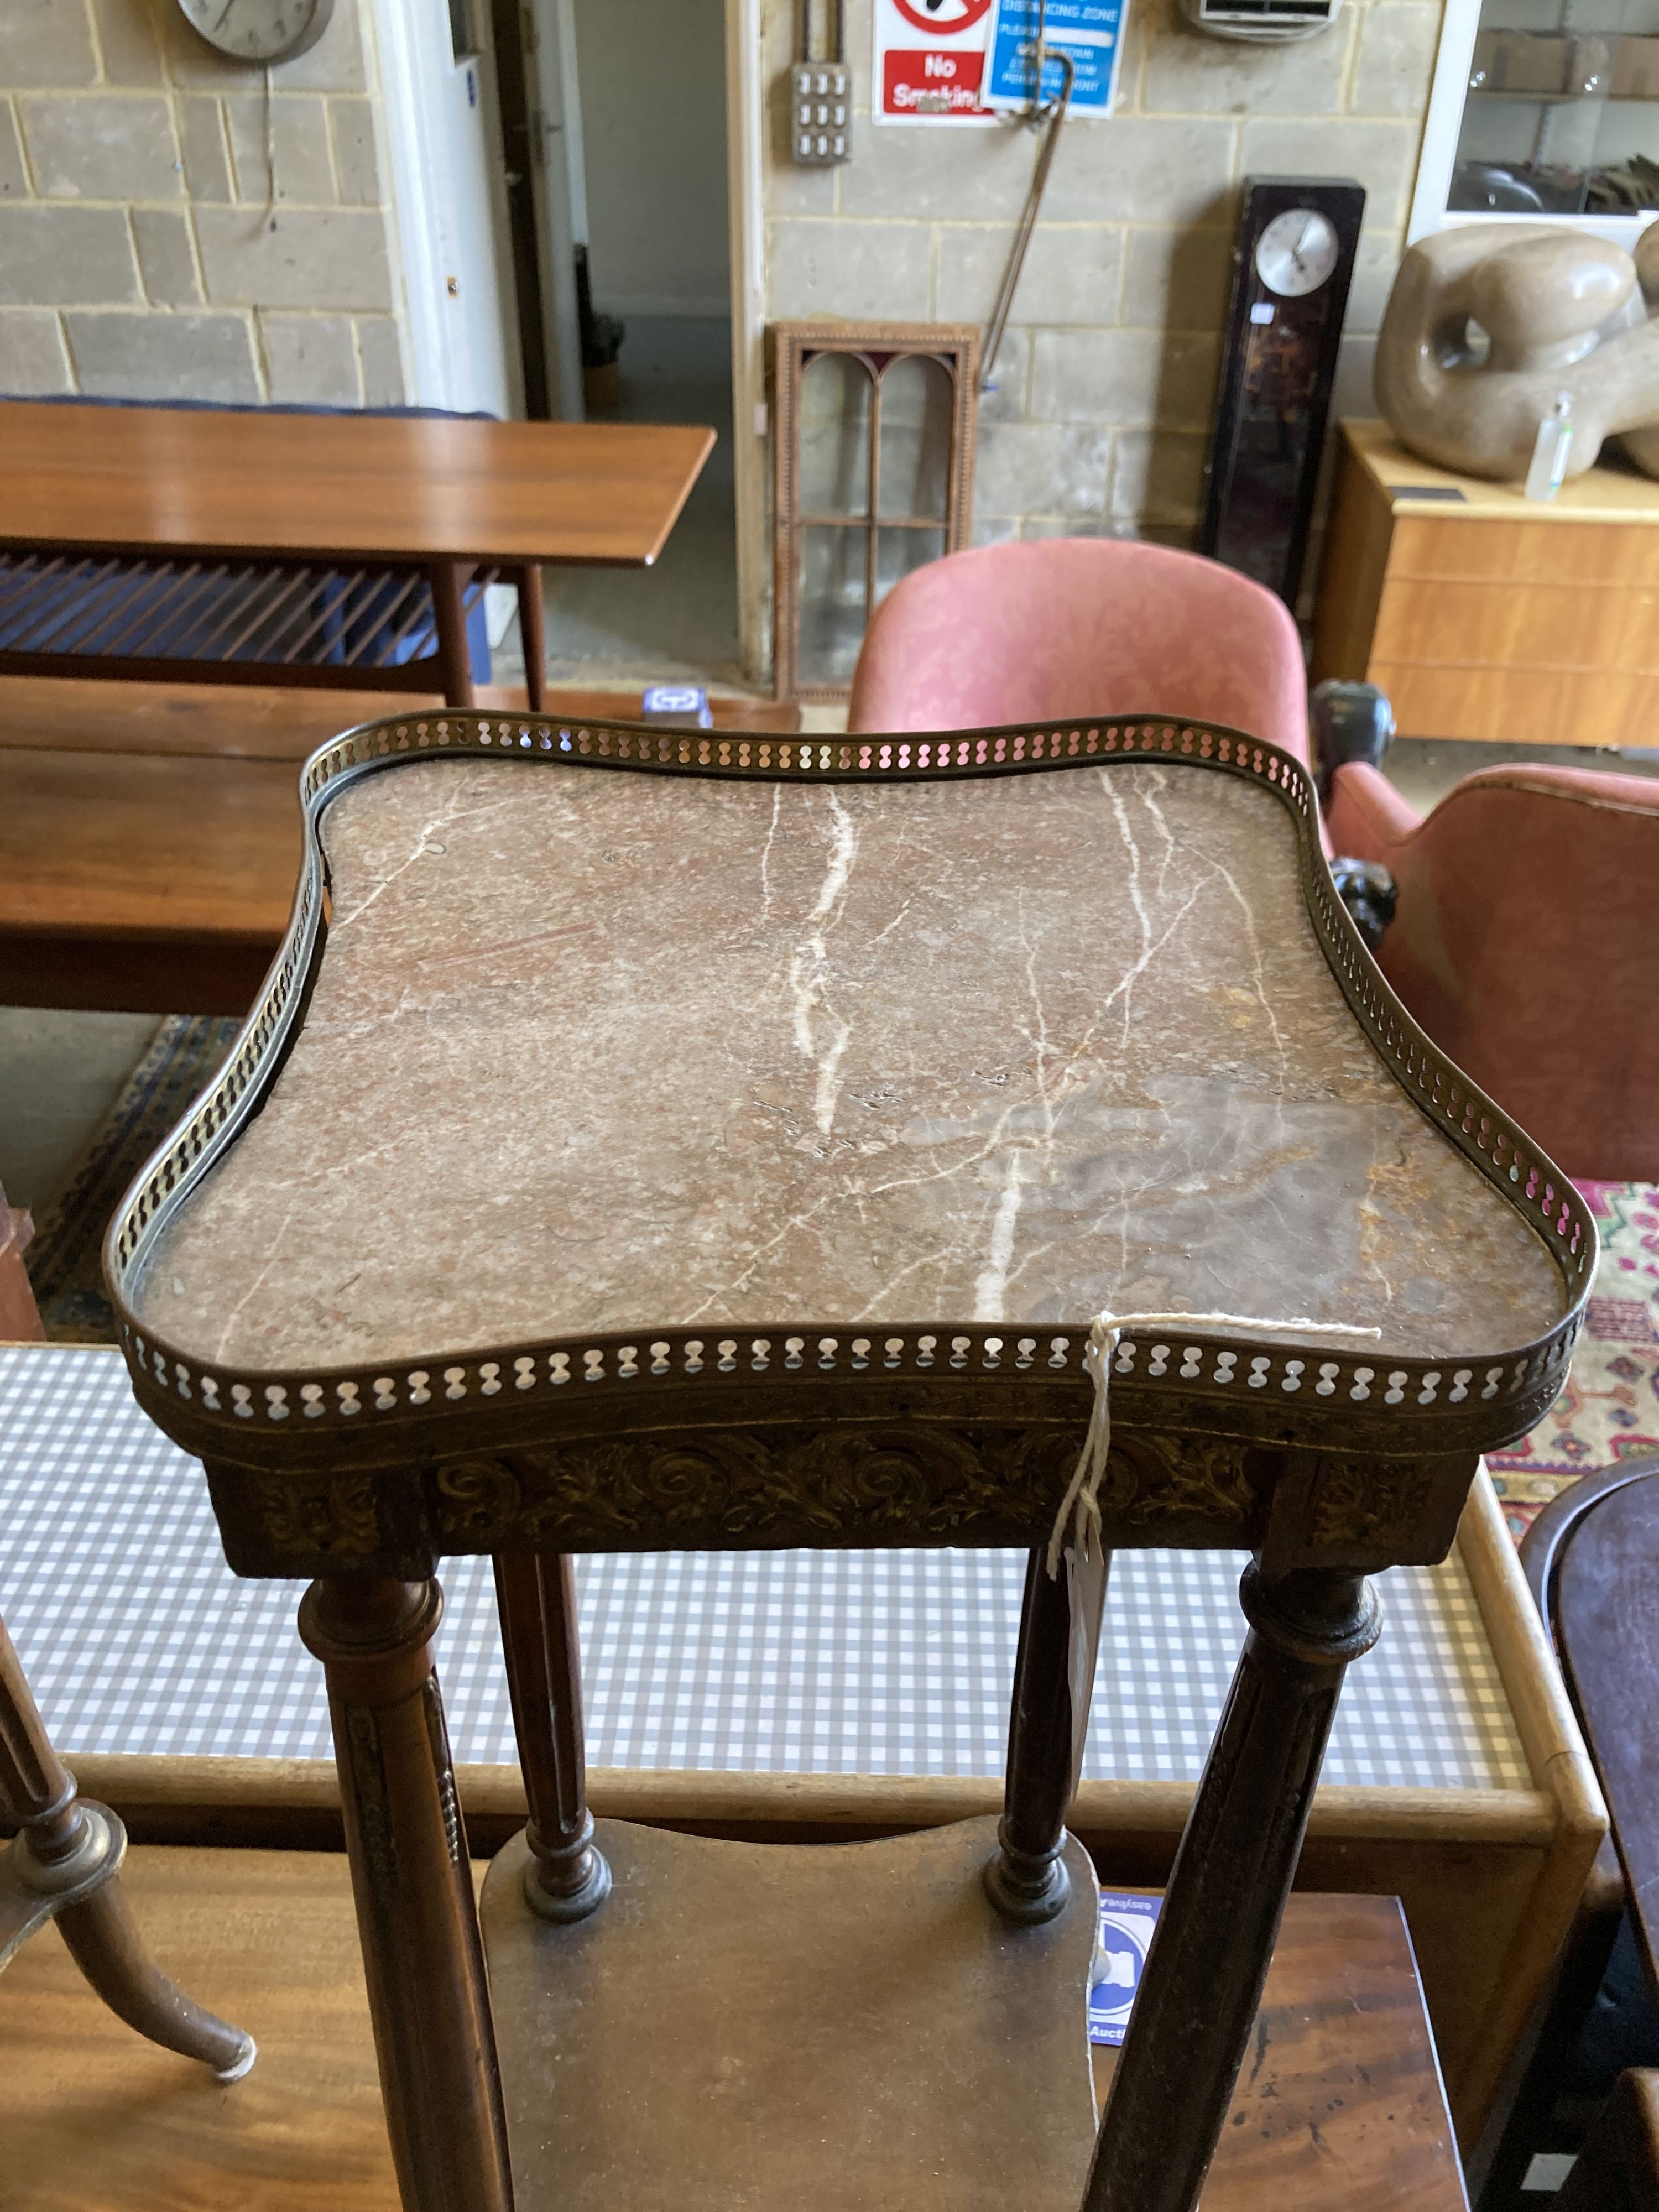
xmin=0 ymin=402 xmax=713 ymax=713
xmin=105 ymin=709 xmax=1589 ymax=2212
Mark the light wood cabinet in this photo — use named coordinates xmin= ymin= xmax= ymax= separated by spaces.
xmin=1313 ymin=417 xmax=1659 ymax=746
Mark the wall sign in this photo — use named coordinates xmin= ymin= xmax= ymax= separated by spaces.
xmin=873 ymin=0 xmax=998 ymax=124
xmin=984 ymin=0 xmax=1126 ymax=114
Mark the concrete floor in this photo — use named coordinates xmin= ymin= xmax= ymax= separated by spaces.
xmin=539 ymin=314 xmax=742 ymax=691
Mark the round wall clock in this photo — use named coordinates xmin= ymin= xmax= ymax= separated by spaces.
xmin=1254 ymin=208 xmax=1341 ymax=299
xmin=176 ymin=0 xmax=336 ymax=64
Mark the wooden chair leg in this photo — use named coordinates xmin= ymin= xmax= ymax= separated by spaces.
xmin=299 ymin=1576 xmax=512 ymax=2212
xmin=0 ymin=1611 xmax=254 ymax=2077
xmin=429 ymin=561 xmax=477 ymax=710
xmin=493 ymin=1553 xmax=609 ymax=1921
xmin=514 ymin=564 xmax=546 ymax=712
xmin=1080 ymin=1562 xmax=1382 ymax=2212
xmin=985 ymin=1546 xmax=1109 ymax=1925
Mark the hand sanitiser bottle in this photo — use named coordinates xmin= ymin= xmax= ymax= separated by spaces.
xmin=1525 ymin=394 xmax=1574 ymax=502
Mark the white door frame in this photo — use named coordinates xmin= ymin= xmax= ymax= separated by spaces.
xmin=377 ymin=0 xmax=771 ymax=680
xmin=527 ymin=0 xmax=589 ymax=423
xmin=367 ymin=0 xmax=520 ymax=417
xmin=726 ymin=0 xmax=770 ymax=687
xmin=367 ymin=0 xmax=465 ymax=407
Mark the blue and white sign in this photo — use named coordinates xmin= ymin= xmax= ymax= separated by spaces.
xmin=1088 ymin=1889 xmax=1162 ymax=2047
xmin=984 ymin=0 xmax=1125 ymax=114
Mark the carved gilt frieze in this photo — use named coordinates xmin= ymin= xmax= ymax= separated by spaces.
xmin=429 ymin=1422 xmax=1260 ymax=1551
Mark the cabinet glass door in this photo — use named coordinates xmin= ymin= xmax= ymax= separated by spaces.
xmin=1451 ymin=0 xmax=1659 ymax=216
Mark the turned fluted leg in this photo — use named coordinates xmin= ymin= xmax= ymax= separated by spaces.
xmin=493 ymin=1553 xmax=609 ymax=1921
xmin=1080 ymin=1562 xmax=1383 ymax=2212
xmin=985 ymin=1546 xmax=1110 ymax=1925
xmin=0 ymin=1611 xmax=254 ymax=2077
xmin=299 ymin=1577 xmax=512 ymax=2212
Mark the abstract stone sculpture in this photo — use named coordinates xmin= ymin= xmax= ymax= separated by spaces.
xmin=1375 ymin=221 xmax=1659 ymax=482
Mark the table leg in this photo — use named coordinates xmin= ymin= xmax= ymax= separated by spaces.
xmin=429 ymin=561 xmax=477 ymax=711
xmin=2 ymin=1612 xmax=254 ymax=2076
xmin=493 ymin=1553 xmax=610 ymax=1921
xmin=513 ymin=564 xmax=546 ymax=713
xmin=299 ymin=1577 xmax=512 ymax=2212
xmin=1079 ymin=1562 xmax=1382 ymax=2212
xmin=985 ymin=1546 xmax=1109 ymax=1925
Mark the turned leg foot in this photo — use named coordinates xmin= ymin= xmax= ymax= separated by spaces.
xmin=1 ymin=1611 xmax=254 ymax=2077
xmin=985 ymin=1546 xmax=1109 ymax=1926
xmin=494 ymin=1553 xmax=609 ymax=1923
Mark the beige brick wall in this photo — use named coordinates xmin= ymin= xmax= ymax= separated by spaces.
xmin=0 ymin=0 xmax=406 ymax=406
xmin=761 ymin=0 xmax=1439 ymax=547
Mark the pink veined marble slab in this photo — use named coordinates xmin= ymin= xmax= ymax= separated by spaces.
xmin=132 ymin=755 xmax=1566 ymax=1372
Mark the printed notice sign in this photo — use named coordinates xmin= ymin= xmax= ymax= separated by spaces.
xmin=873 ymin=0 xmax=998 ymax=124
xmin=1089 ymin=1889 xmax=1163 ymax=2047
xmin=984 ymin=0 xmax=1126 ymax=114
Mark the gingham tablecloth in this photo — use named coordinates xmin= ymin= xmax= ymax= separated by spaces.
xmin=0 ymin=1345 xmax=1530 ymax=1791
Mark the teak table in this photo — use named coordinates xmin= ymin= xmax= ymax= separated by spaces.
xmin=0 ymin=403 xmax=713 ymax=712
xmin=106 ymin=710 xmax=1590 ymax=2212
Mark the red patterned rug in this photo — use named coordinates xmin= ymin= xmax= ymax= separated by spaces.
xmin=1487 ymin=1180 xmax=1659 ymax=1543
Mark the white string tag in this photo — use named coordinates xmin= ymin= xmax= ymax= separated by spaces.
xmin=1045 ymin=1310 xmax=1385 ymax=1579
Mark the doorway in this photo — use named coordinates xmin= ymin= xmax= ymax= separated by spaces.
xmin=525 ymin=0 xmax=741 ymax=687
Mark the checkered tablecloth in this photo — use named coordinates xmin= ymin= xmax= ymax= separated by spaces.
xmin=0 ymin=1345 xmax=1530 ymax=1791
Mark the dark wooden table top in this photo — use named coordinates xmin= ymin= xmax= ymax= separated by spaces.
xmin=1557 ymin=1469 xmax=1659 ymax=1997
xmin=0 ymin=402 xmax=714 ymax=568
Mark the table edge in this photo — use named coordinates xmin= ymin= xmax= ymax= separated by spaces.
xmin=102 ymin=707 xmax=1594 ymax=1472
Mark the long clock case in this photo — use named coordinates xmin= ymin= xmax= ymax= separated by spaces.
xmin=1201 ymin=176 xmax=1365 ymax=608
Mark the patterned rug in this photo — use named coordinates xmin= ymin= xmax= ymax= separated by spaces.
xmin=1487 ymin=1181 xmax=1659 ymax=1542
xmin=24 ymin=1015 xmax=241 ymax=1343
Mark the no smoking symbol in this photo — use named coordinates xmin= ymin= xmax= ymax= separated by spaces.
xmin=890 ymin=0 xmax=993 ymax=33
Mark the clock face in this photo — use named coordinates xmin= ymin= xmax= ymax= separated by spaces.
xmin=177 ymin=0 xmax=335 ymax=63
xmin=1254 ymin=208 xmax=1340 ymax=299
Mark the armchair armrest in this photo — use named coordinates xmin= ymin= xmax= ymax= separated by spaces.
xmin=1325 ymin=760 xmax=1422 ymax=863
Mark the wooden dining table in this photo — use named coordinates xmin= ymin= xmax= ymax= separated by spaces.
xmin=0 ymin=402 xmax=715 ymax=710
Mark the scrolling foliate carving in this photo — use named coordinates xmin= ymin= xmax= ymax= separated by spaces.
xmin=257 ymin=1469 xmax=379 ymax=1556
xmin=1105 ymin=1433 xmax=1256 ymax=1527
xmin=1308 ymin=1455 xmax=1436 ymax=1547
xmin=429 ymin=1422 xmax=1258 ymax=1550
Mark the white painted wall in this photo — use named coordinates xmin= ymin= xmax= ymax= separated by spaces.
xmin=572 ymin=0 xmax=732 ymax=317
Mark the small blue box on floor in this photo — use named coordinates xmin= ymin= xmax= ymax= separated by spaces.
xmin=641 ymin=685 xmax=712 ymax=730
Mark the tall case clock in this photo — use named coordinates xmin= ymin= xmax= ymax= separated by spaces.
xmin=1200 ymin=176 xmax=1364 ymax=609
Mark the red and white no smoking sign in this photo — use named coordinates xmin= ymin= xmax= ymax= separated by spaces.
xmin=874 ymin=0 xmax=997 ymax=124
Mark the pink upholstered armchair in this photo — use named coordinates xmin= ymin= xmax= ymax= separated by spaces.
xmin=847 ymin=538 xmax=1312 ymax=766
xmin=1326 ymin=760 xmax=1659 ymax=1181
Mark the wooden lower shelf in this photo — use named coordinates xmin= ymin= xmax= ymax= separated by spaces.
xmin=0 ymin=678 xmax=799 ymax=1014
xmin=0 ymin=1843 xmax=1465 ymax=2211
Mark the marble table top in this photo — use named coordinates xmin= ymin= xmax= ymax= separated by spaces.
xmin=129 ymin=748 xmax=1567 ymax=1375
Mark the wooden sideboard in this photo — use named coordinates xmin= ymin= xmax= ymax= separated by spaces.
xmin=1313 ymin=417 xmax=1659 ymax=747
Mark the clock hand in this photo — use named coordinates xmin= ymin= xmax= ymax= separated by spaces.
xmin=213 ymin=0 xmax=239 ymax=26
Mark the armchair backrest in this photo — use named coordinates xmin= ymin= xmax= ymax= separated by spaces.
xmin=1326 ymin=760 xmax=1659 ymax=1181
xmin=847 ymin=539 xmax=1311 ymax=766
